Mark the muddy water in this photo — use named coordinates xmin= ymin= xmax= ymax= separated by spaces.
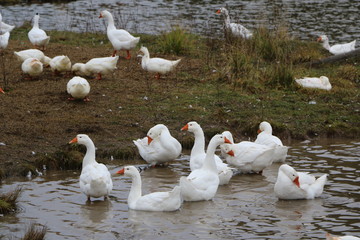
xmin=1 ymin=139 xmax=360 ymax=239
xmin=1 ymin=0 xmax=360 ymax=42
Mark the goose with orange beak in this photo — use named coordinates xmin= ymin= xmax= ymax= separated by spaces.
xmin=69 ymin=134 xmax=113 ymax=201
xmin=133 ymin=124 xmax=182 ymax=167
xmin=274 ymin=164 xmax=327 ymax=200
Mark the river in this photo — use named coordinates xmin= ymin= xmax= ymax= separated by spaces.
xmin=1 ymin=0 xmax=359 ymax=42
xmin=0 ymin=139 xmax=359 ymax=239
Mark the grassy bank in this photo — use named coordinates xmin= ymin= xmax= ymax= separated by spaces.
xmin=0 ymin=24 xmax=359 ymax=179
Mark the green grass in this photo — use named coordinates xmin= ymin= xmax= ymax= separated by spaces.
xmin=0 ymin=187 xmax=22 ymax=214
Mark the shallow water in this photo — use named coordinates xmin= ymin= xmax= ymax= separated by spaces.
xmin=1 ymin=139 xmax=360 ymax=239
xmin=1 ymin=0 xmax=360 ymax=42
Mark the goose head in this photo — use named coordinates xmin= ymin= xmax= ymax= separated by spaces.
xmin=258 ymin=121 xmax=272 ymax=134
xmin=210 ymin=133 xmax=233 ymax=148
xmin=216 ymin=7 xmax=229 ymax=15
xmin=146 ymin=124 xmax=167 ymax=145
xmin=72 ymin=63 xmax=85 ymax=74
xmin=220 ymin=143 xmax=234 ymax=156
xmin=116 ymin=165 xmax=141 ymax=177
xmin=317 ymin=35 xmax=328 ymax=43
xmin=139 ymin=46 xmax=149 ymax=57
xmin=181 ymin=121 xmax=201 ymax=133
xmin=279 ymin=164 xmax=300 ymax=187
xmin=99 ymin=10 xmax=111 ymax=19
xmin=69 ymin=134 xmax=92 ymax=145
xmin=221 ymin=131 xmax=234 ymax=144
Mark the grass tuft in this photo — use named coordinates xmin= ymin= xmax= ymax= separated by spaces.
xmin=157 ymin=26 xmax=197 ymax=55
xmin=22 ymin=223 xmax=47 ymax=240
xmin=0 ymin=186 xmax=22 ymax=214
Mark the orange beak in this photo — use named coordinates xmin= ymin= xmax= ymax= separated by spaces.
xmin=0 ymin=88 xmax=5 ymax=94
xmin=257 ymin=129 xmax=262 ymax=134
xmin=216 ymin=9 xmax=221 ymax=14
xmin=116 ymin=168 xmax=125 ymax=174
xmin=227 ymin=150 xmax=235 ymax=156
xmin=99 ymin=13 xmax=103 ymax=18
xmin=147 ymin=136 xmax=153 ymax=145
xmin=181 ymin=124 xmax=189 ymax=131
xmin=224 ymin=137 xmax=232 ymax=144
xmin=293 ymin=176 xmax=300 ymax=187
xmin=69 ymin=137 xmax=78 ymax=144
xmin=317 ymin=37 xmax=322 ymax=42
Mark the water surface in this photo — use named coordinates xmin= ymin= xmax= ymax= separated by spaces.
xmin=1 ymin=139 xmax=359 ymax=239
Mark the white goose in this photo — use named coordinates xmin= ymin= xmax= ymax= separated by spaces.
xmin=180 ymin=133 xmax=232 ymax=201
xmin=67 ymin=76 xmax=90 ymax=101
xmin=133 ymin=124 xmax=182 ymax=167
xmin=139 ymin=46 xmax=181 ymax=79
xmin=69 ymin=134 xmax=113 ymax=201
xmin=221 ymin=131 xmax=275 ymax=174
xmin=326 ymin=233 xmax=360 ymax=240
xmin=72 ymin=55 xmax=119 ymax=80
xmin=0 ymin=13 xmax=15 ymax=34
xmin=14 ymin=49 xmax=51 ymax=66
xmin=274 ymin=164 xmax=327 ymax=200
xmin=28 ymin=13 xmax=50 ymax=50
xmin=0 ymin=31 xmax=9 ymax=50
xmin=255 ymin=121 xmax=288 ymax=163
xmin=317 ymin=35 xmax=356 ymax=55
xmin=216 ymin=7 xmax=252 ymax=39
xmin=99 ymin=10 xmax=140 ymax=59
xmin=50 ymin=55 xmax=71 ymax=74
xmin=295 ymin=76 xmax=332 ymax=91
xmin=116 ymin=166 xmax=182 ymax=211
xmin=181 ymin=121 xmax=233 ymax=185
xmin=21 ymin=58 xmax=43 ymax=78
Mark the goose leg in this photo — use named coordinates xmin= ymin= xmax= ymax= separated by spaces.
xmin=83 ymin=97 xmax=90 ymax=102
xmin=0 ymin=87 xmax=5 ymax=94
xmin=125 ymin=50 xmax=131 ymax=60
xmin=111 ymin=50 xmax=117 ymax=57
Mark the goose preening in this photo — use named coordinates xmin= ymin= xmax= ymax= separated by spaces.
xmin=255 ymin=121 xmax=288 ymax=163
xmin=274 ymin=164 xmax=327 ymax=200
xmin=71 ymin=55 xmax=119 ymax=80
xmin=181 ymin=121 xmax=233 ymax=185
xmin=14 ymin=49 xmax=51 ymax=66
xmin=99 ymin=10 xmax=140 ymax=59
xmin=180 ymin=133 xmax=232 ymax=202
xmin=67 ymin=76 xmax=90 ymax=101
xmin=21 ymin=57 xmax=43 ymax=78
xmin=69 ymin=134 xmax=113 ymax=201
xmin=116 ymin=166 xmax=182 ymax=211
xmin=0 ymin=13 xmax=15 ymax=34
xmin=50 ymin=55 xmax=71 ymax=75
xmin=326 ymin=233 xmax=360 ymax=240
xmin=221 ymin=131 xmax=275 ymax=174
xmin=317 ymin=35 xmax=356 ymax=55
xmin=216 ymin=7 xmax=252 ymax=39
xmin=133 ymin=124 xmax=182 ymax=167
xmin=28 ymin=13 xmax=50 ymax=50
xmin=295 ymin=76 xmax=332 ymax=91
xmin=138 ymin=46 xmax=181 ymax=79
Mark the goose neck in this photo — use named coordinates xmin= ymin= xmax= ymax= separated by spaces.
xmin=82 ymin=141 xmax=96 ymax=168
xmin=33 ymin=16 xmax=40 ymax=29
xmin=202 ymin=139 xmax=218 ymax=171
xmin=128 ymin=173 xmax=142 ymax=205
xmin=191 ymin=129 xmax=206 ymax=156
xmin=105 ymin=14 xmax=116 ymax=30
xmin=322 ymin=40 xmax=331 ymax=51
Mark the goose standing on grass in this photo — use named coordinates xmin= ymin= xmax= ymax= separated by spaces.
xmin=181 ymin=121 xmax=233 ymax=185
xmin=28 ymin=13 xmax=50 ymax=50
xmin=138 ymin=46 xmax=181 ymax=79
xmin=133 ymin=124 xmax=182 ymax=167
xmin=295 ymin=76 xmax=332 ymax=91
xmin=317 ymin=35 xmax=356 ymax=55
xmin=50 ymin=55 xmax=71 ymax=75
xmin=67 ymin=76 xmax=90 ymax=101
xmin=221 ymin=131 xmax=275 ymax=174
xmin=116 ymin=166 xmax=182 ymax=211
xmin=255 ymin=121 xmax=288 ymax=163
xmin=99 ymin=10 xmax=140 ymax=59
xmin=21 ymin=58 xmax=43 ymax=78
xmin=69 ymin=134 xmax=113 ymax=201
xmin=71 ymin=55 xmax=119 ymax=80
xmin=274 ymin=164 xmax=327 ymax=200
xmin=0 ymin=13 xmax=15 ymax=34
xmin=14 ymin=49 xmax=51 ymax=66
xmin=326 ymin=233 xmax=360 ymax=240
xmin=216 ymin=7 xmax=252 ymax=39
xmin=180 ymin=133 xmax=232 ymax=202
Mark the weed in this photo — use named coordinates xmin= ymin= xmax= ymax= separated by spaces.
xmin=157 ymin=26 xmax=197 ymax=55
xmin=21 ymin=223 xmax=47 ymax=240
xmin=0 ymin=186 xmax=22 ymax=214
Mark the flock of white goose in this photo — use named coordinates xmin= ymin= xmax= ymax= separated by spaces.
xmin=0 ymin=10 xmax=181 ymax=97
xmin=1 ymin=7 xmax=358 ymax=239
